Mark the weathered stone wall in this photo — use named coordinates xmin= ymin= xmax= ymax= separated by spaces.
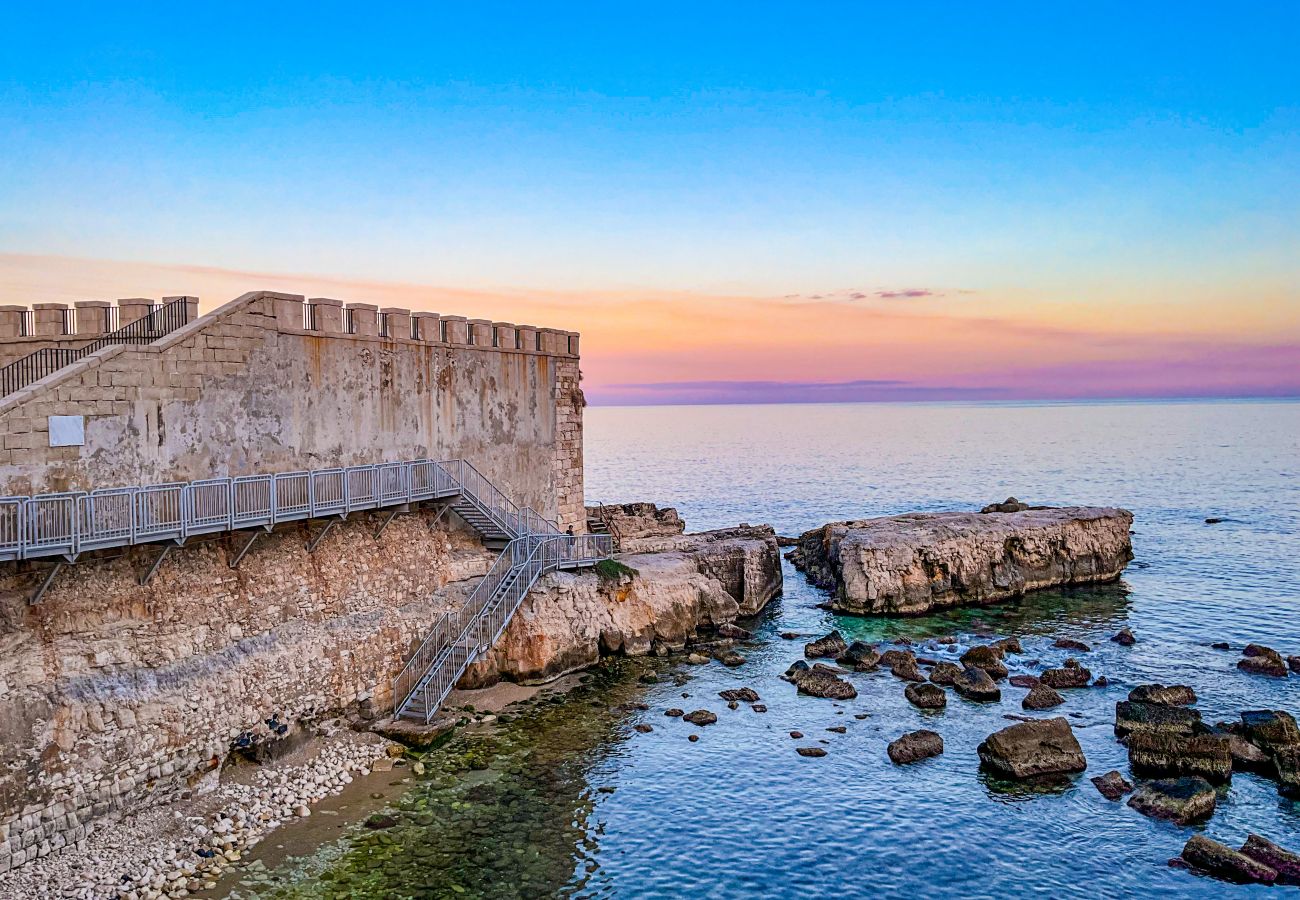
xmin=0 ymin=508 xmax=494 ymax=874
xmin=0 ymin=291 xmax=586 ymax=528
xmin=790 ymin=507 xmax=1134 ymax=616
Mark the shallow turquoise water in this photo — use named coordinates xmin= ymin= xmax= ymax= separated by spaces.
xmin=251 ymin=400 xmax=1300 ymax=898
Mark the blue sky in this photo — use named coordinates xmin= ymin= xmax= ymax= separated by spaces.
xmin=1 ymin=3 xmax=1297 ymax=401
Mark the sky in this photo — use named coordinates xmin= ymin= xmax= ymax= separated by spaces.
xmin=1 ymin=3 xmax=1297 ymax=404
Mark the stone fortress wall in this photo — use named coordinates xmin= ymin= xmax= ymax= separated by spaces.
xmin=0 ymin=292 xmax=586 ymax=528
xmin=0 ymin=290 xmax=588 ymax=873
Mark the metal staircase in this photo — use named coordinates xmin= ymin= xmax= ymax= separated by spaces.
xmin=392 ymin=470 xmax=610 ymax=723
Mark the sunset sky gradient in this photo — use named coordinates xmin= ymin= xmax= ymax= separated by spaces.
xmin=1 ymin=3 xmax=1297 ymax=404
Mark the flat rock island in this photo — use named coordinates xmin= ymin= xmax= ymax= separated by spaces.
xmin=789 ymin=506 xmax=1133 ymax=616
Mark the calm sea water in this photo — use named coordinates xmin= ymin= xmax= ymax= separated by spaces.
xmin=241 ymin=400 xmax=1300 ymax=899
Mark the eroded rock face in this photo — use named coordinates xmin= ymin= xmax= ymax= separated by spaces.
xmin=585 ymin=502 xmax=685 ymax=551
xmin=462 ymin=527 xmax=782 ymax=687
xmin=789 ymin=507 xmax=1133 ymax=616
xmin=1127 ymin=732 xmax=1232 ymax=784
xmin=976 ymin=717 xmax=1086 ymax=779
xmin=1115 ymin=701 xmax=1202 ymax=738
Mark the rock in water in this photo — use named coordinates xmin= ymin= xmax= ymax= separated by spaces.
xmin=1052 ymin=638 xmax=1091 ymax=652
xmin=1241 ymin=834 xmax=1300 ymax=885
xmin=890 ymin=654 xmax=925 ymax=683
xmin=804 ymin=630 xmax=849 ymax=659
xmin=960 ymin=645 xmax=1008 ymax=679
xmin=1238 ymin=644 xmax=1289 ymax=678
xmin=797 ymin=746 xmax=827 ymax=758
xmin=683 ymin=710 xmax=717 ymax=726
xmin=664 ymin=708 xmax=684 ymax=717
xmin=1239 ymin=710 xmax=1300 ymax=753
xmin=1111 ymin=627 xmax=1137 ymax=646
xmin=953 ymin=666 xmax=1001 ymax=702
xmin=1127 ymin=732 xmax=1233 ymax=784
xmin=1039 ymin=665 xmax=1092 ymax=689
xmin=1115 ymin=701 xmax=1202 ymax=738
xmin=718 ymin=688 xmax=760 ymax=703
xmin=976 ymin=717 xmax=1086 ymax=779
xmin=837 ymin=640 xmax=882 ymax=671
xmin=888 ymin=730 xmax=944 ymax=764
xmin=1023 ymin=683 xmax=1065 ymax=710
xmin=1290 ymin=655 xmax=1300 ymax=674
xmin=929 ymin=662 xmax=964 ymax=686
xmin=1181 ymin=835 xmax=1277 ymax=885
xmin=1008 ymin=674 xmax=1040 ymax=688
xmin=787 ymin=663 xmax=858 ymax=700
xmin=992 ymin=636 xmax=1023 ymax=655
xmin=1127 ymin=777 xmax=1216 ymax=824
xmin=905 ymin=683 xmax=947 ymax=710
xmin=792 ymin=507 xmax=1133 ymax=615
xmin=1091 ymin=770 xmax=1133 ymax=800
xmin=1128 ymin=684 xmax=1196 ymax=706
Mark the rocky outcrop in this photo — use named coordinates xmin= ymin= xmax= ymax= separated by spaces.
xmin=1023 ymin=684 xmax=1064 ymax=710
xmin=1127 ymin=777 xmax=1216 ymax=824
xmin=585 ymin=502 xmax=685 ymax=552
xmin=1039 ymin=662 xmax=1092 ymax=689
xmin=462 ymin=526 xmax=782 ymax=687
xmin=804 ymin=631 xmax=848 ymax=659
xmin=783 ymin=662 xmax=858 ymax=700
xmin=977 ymin=717 xmax=1086 ymax=778
xmin=953 ymin=666 xmax=1001 ymax=702
xmin=789 ymin=507 xmax=1133 ymax=616
xmin=1238 ymin=645 xmax=1290 ymax=678
xmin=904 ymin=683 xmax=947 ymax=710
xmin=1115 ymin=700 xmax=1201 ymax=738
xmin=1241 ymin=834 xmax=1300 ymax=885
xmin=1128 ymin=684 xmax=1196 ymax=706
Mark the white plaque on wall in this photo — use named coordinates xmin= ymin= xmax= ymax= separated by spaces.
xmin=49 ymin=415 xmax=85 ymax=447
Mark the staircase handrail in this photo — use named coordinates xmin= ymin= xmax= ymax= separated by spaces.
xmin=0 ymin=298 xmax=193 ymax=397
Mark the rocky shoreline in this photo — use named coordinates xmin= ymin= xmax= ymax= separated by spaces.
xmin=788 ymin=505 xmax=1133 ymax=615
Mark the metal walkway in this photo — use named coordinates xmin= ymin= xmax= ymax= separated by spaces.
xmin=0 ymin=456 xmax=612 ymax=722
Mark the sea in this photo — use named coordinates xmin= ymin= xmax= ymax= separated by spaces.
xmin=235 ymin=399 xmax=1300 ymax=899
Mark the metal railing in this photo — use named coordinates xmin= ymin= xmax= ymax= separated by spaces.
xmin=393 ymin=531 xmax=611 ymax=722
xmin=0 ymin=299 xmax=192 ymax=398
xmin=0 ymin=457 xmax=547 ymax=562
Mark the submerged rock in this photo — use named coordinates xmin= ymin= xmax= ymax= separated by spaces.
xmin=1091 ymin=770 xmax=1133 ymax=800
xmin=977 ymin=717 xmax=1086 ymax=779
xmin=664 ymin=708 xmax=684 ymax=717
xmin=797 ymin=746 xmax=827 ymax=758
xmin=1022 ymin=683 xmax=1065 ymax=711
xmin=1052 ymin=638 xmax=1091 ymax=652
xmin=960 ymin=645 xmax=1008 ymax=679
xmin=1241 ymin=834 xmax=1300 ymax=885
xmin=953 ymin=666 xmax=1001 ymax=702
xmin=888 ymin=730 xmax=944 ymax=764
xmin=837 ymin=640 xmax=882 ymax=671
xmin=905 ymin=683 xmax=947 ymax=710
xmin=929 ymin=662 xmax=964 ymax=686
xmin=1238 ymin=644 xmax=1289 ymax=678
xmin=1008 ymin=674 xmax=1039 ymax=688
xmin=1127 ymin=684 xmax=1196 ymax=706
xmin=1127 ymin=777 xmax=1216 ymax=824
xmin=1111 ymin=627 xmax=1137 ymax=646
xmin=805 ymin=631 xmax=849 ymax=659
xmin=1181 ymin=835 xmax=1277 ymax=885
xmin=1115 ymin=700 xmax=1202 ymax=738
xmin=1127 ymin=732 xmax=1232 ymax=784
xmin=792 ymin=507 xmax=1133 ymax=616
